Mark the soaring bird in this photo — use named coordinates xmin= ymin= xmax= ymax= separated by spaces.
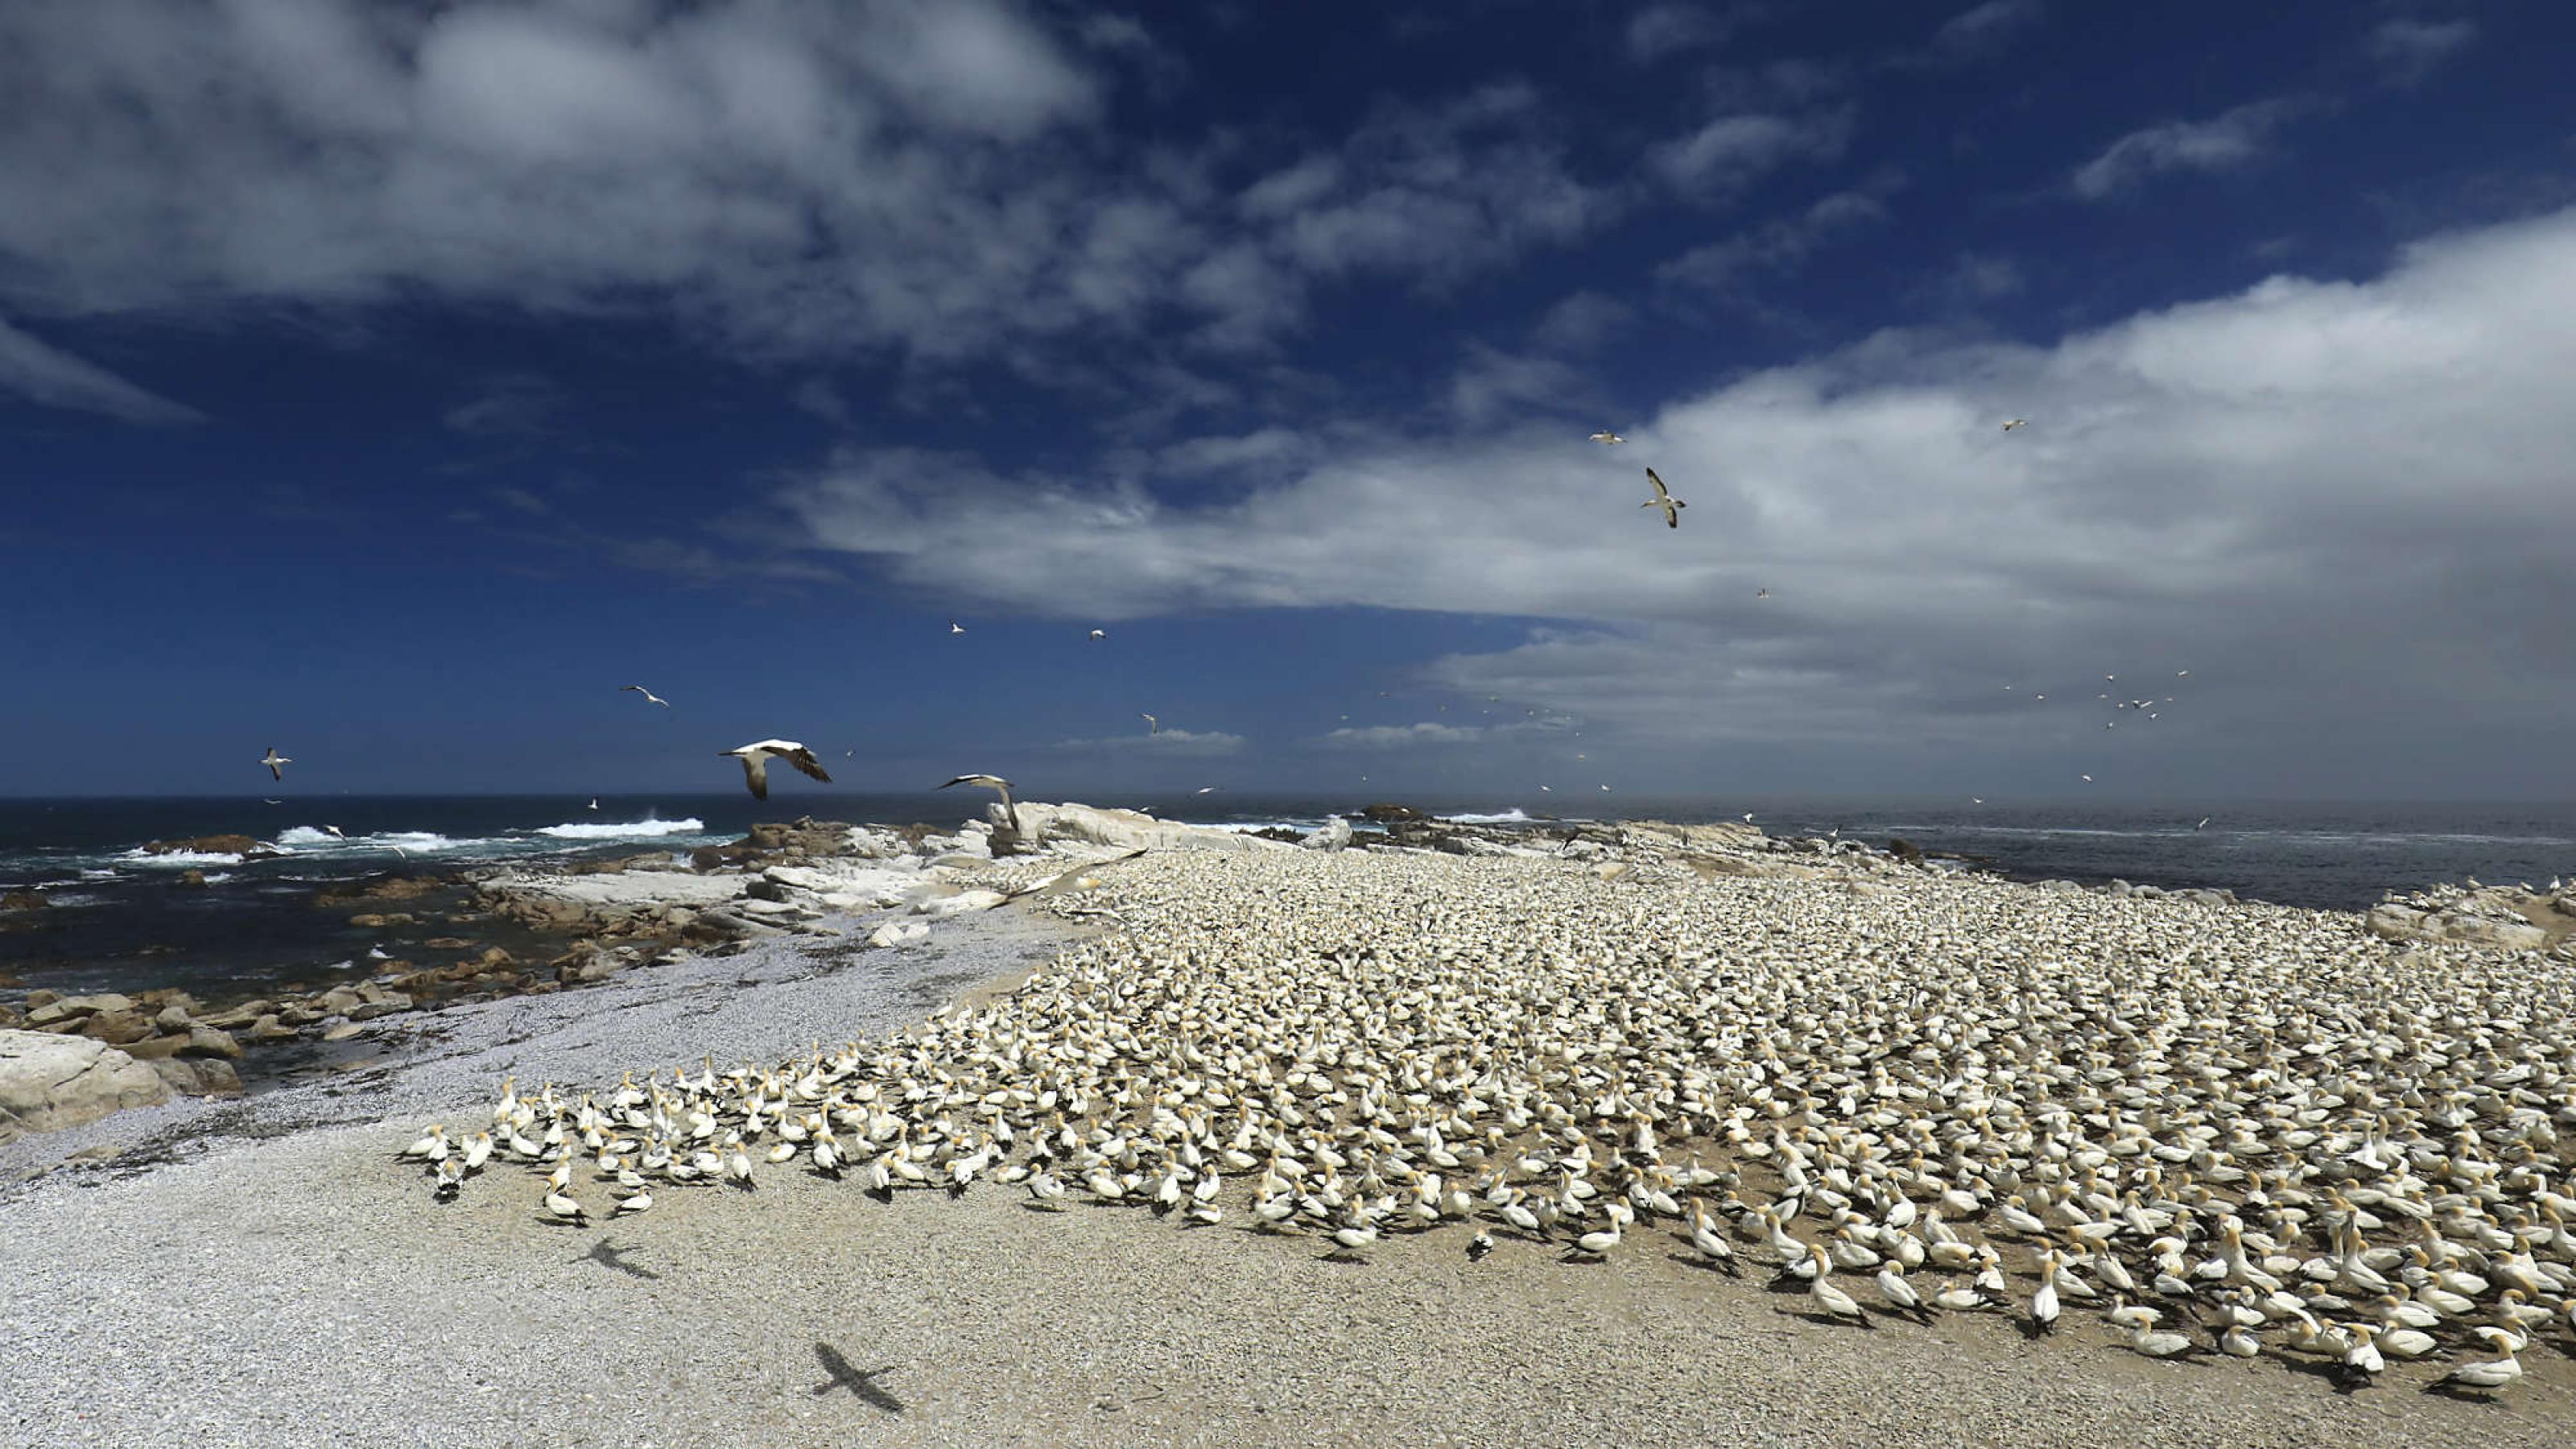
xmin=1755 ymin=588 xmax=1770 ymax=600
xmin=2001 ymin=418 xmax=2028 ymax=431
xmin=260 ymin=747 xmax=291 ymax=781
xmin=940 ymin=774 xmax=1023 ymax=837
xmin=1088 ymin=629 xmax=1106 ymax=641
xmin=621 ymin=685 xmax=671 ymax=708
xmin=720 ymin=741 xmax=832 ymax=800
xmin=1141 ymin=713 xmax=1160 ymax=735
xmin=1642 ymin=468 xmax=1685 ymax=529
xmin=1588 ymin=430 xmax=1625 ymax=445
xmin=948 ymin=619 xmax=966 ymax=635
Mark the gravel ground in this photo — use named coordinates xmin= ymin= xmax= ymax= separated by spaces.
xmin=2 ymin=889 xmax=2571 ymax=1447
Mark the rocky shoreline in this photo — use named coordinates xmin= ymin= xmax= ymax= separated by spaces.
xmin=6 ymin=799 xmax=2571 ymax=1153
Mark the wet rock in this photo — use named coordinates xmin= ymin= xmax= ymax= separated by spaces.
xmin=245 ymin=1014 xmax=299 ymax=1043
xmin=152 ymin=1003 xmax=195 ymax=1034
xmin=1360 ymin=803 xmax=1428 ymax=824
xmin=0 ymin=1030 xmax=171 ymax=1143
xmin=175 ymin=869 xmax=210 ymax=890
xmin=0 ymin=889 xmax=47 ymax=912
xmin=346 ymin=993 xmax=412 ymax=1021
xmin=178 ymin=1026 xmax=243 ymax=1059
xmin=1887 ymin=838 xmax=1923 ymax=862
xmin=148 ymin=1057 xmax=244 ymax=1097
xmin=198 ymin=999 xmax=275 ymax=1030
xmin=422 ymin=937 xmax=474 ymax=951
xmin=138 ymin=834 xmax=280 ymax=860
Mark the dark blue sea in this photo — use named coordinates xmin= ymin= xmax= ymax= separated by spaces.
xmin=2 ymin=792 xmax=2571 ymax=1002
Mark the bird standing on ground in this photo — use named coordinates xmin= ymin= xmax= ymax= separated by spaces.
xmin=940 ymin=774 xmax=1024 ymax=838
xmin=261 ymin=748 xmax=290 ymax=781
xmin=1642 ymin=468 xmax=1685 ymax=529
xmin=720 ymin=741 xmax=832 ymax=801
xmin=621 ymin=685 xmax=671 ymax=708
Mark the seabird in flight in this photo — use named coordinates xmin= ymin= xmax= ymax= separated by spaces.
xmin=1755 ymin=588 xmax=1770 ymax=600
xmin=261 ymin=748 xmax=291 ymax=781
xmin=1641 ymin=468 xmax=1685 ymax=529
xmin=587 ymin=799 xmax=600 ymax=811
xmin=1588 ymin=430 xmax=1626 ymax=446
xmin=2001 ymin=419 xmax=2028 ymax=431
xmin=622 ymin=685 xmax=671 ymax=708
xmin=1195 ymin=786 xmax=1218 ymax=795
xmin=2195 ymin=817 xmax=2211 ymax=830
xmin=939 ymin=774 xmax=1022 ymax=836
xmin=720 ymin=740 xmax=832 ymax=801
xmin=1088 ymin=629 xmax=1106 ymax=641
xmin=1141 ymin=713 xmax=1160 ymax=735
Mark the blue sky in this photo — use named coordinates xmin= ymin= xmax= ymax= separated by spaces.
xmin=4 ymin=0 xmax=2572 ymax=801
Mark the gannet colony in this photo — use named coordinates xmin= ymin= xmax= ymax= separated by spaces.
xmin=400 ymin=818 xmax=2576 ymax=1394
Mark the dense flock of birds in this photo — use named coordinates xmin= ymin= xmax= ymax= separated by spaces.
xmin=404 ymin=848 xmax=2576 ymax=1394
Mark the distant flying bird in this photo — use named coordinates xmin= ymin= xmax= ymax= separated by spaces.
xmin=721 ymin=740 xmax=832 ymax=801
xmin=2080 ymin=774 xmax=2093 ymax=782
xmin=1540 ymin=785 xmax=1552 ymax=792
xmin=949 ymin=620 xmax=965 ymax=635
xmin=587 ymin=799 xmax=600 ymax=811
xmin=2033 ymin=694 xmax=2046 ymax=700
xmin=1755 ymin=588 xmax=1770 ymax=600
xmin=2195 ymin=817 xmax=2211 ymax=830
xmin=2177 ymin=670 xmax=2189 ymax=677
xmin=939 ymin=774 xmax=1022 ymax=836
xmin=1088 ymin=629 xmax=1106 ymax=641
xmin=1741 ymin=813 xmax=1755 ymax=823
xmin=1588 ymin=430 xmax=1626 ymax=446
xmin=1141 ymin=713 xmax=1160 ymax=734
xmin=262 ymin=798 xmax=283 ymax=806
xmin=1971 ymin=798 xmax=1984 ymax=804
xmin=1641 ymin=468 xmax=1685 ymax=529
xmin=321 ymin=825 xmax=345 ymax=840
xmin=1195 ymin=786 xmax=1218 ymax=795
xmin=2001 ymin=419 xmax=2028 ymax=431
xmin=621 ymin=685 xmax=671 ymax=708
xmin=261 ymin=747 xmax=291 ymax=781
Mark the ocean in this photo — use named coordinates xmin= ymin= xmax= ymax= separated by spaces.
xmin=3 ymin=792 xmax=2572 ymax=1003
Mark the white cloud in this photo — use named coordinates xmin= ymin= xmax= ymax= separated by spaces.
xmin=1052 ymin=728 xmax=1246 ymax=758
xmin=778 ymin=205 xmax=2576 ymax=788
xmin=2368 ymin=18 xmax=2477 ymax=86
xmin=1649 ymin=111 xmax=1851 ymax=194
xmin=1623 ymin=3 xmax=1754 ymax=63
xmin=1312 ymin=722 xmax=1498 ymax=749
xmin=2070 ymin=98 xmax=2312 ymax=199
xmin=0 ymin=1 xmax=1615 ymax=379
xmin=0 ymin=315 xmax=200 ymax=424
xmin=444 ymin=374 xmax=562 ymax=436
xmin=1657 ymin=187 xmax=1892 ymax=291
xmin=1924 ymin=1 xmax=2043 ymax=62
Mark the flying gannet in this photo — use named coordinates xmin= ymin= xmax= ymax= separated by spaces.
xmin=1588 ymin=430 xmax=1625 ymax=446
xmin=261 ymin=748 xmax=291 ymax=781
xmin=2001 ymin=419 xmax=2027 ymax=431
xmin=1141 ymin=713 xmax=1160 ymax=735
xmin=1755 ymin=588 xmax=1770 ymax=599
xmin=1641 ymin=468 xmax=1685 ymax=529
xmin=1088 ymin=630 xmax=1106 ymax=641
xmin=949 ymin=620 xmax=965 ymax=635
xmin=720 ymin=740 xmax=832 ymax=800
xmin=939 ymin=774 xmax=1023 ymax=837
xmin=622 ymin=685 xmax=671 ymax=708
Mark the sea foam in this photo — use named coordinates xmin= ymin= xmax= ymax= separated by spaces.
xmin=535 ymin=817 xmax=707 ymax=840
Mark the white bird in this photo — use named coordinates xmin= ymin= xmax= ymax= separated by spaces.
xmin=1755 ymin=588 xmax=1770 ymax=599
xmin=1588 ymin=430 xmax=1625 ymax=445
xmin=621 ymin=685 xmax=670 ymax=708
xmin=1641 ymin=468 xmax=1685 ymax=529
xmin=2080 ymin=774 xmax=2093 ymax=783
xmin=614 ymin=1188 xmax=653 ymax=1216
xmin=1195 ymin=786 xmax=1218 ymax=795
xmin=2195 ymin=817 xmax=2210 ymax=830
xmin=939 ymin=774 xmax=1023 ymax=837
xmin=720 ymin=740 xmax=832 ymax=800
xmin=2001 ymin=419 xmax=2028 ymax=431
xmin=1141 ymin=713 xmax=1159 ymax=734
xmin=542 ymin=1185 xmax=588 ymax=1225
xmin=587 ymin=799 xmax=599 ymax=811
xmin=1088 ymin=629 xmax=1106 ymax=641
xmin=2430 ymin=1328 xmax=2524 ymax=1393
xmin=260 ymin=747 xmax=290 ymax=781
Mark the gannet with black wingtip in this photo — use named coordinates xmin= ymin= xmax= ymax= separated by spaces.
xmin=621 ymin=685 xmax=671 ymax=708
xmin=1641 ymin=468 xmax=1684 ymax=529
xmin=721 ymin=740 xmax=832 ymax=800
xmin=2001 ymin=418 xmax=2027 ymax=431
xmin=261 ymin=748 xmax=290 ymax=781
xmin=949 ymin=619 xmax=965 ymax=635
xmin=939 ymin=774 xmax=1023 ymax=837
xmin=1088 ymin=629 xmax=1106 ymax=641
xmin=1588 ymin=430 xmax=1624 ymax=445
xmin=1141 ymin=713 xmax=1159 ymax=734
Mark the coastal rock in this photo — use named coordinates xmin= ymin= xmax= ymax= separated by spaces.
xmin=175 ymin=869 xmax=210 ymax=890
xmin=2366 ymin=902 xmax=2548 ymax=951
xmin=79 ymin=1010 xmax=158 ymax=1046
xmin=910 ymin=886 xmax=1010 ymax=919
xmin=1298 ymin=818 xmax=1353 ymax=852
xmin=179 ymin=1026 xmax=244 ymax=1059
xmin=0 ymin=888 xmax=47 ymax=912
xmin=1360 ymin=803 xmax=1427 ymax=824
xmin=869 ymin=921 xmax=931 ymax=949
xmin=0 ymin=1030 xmax=173 ymax=1144
xmin=140 ymin=834 xmax=280 ymax=861
xmin=147 ymin=1057 xmax=245 ymax=1098
xmin=245 ymin=1014 xmax=299 ymax=1043
xmin=1887 ymin=837 xmax=1923 ymax=861
xmin=198 ymin=1000 xmax=274 ymax=1030
xmin=999 ymin=803 xmax=1292 ymax=857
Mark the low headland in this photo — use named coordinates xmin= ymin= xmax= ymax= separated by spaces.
xmin=2 ymin=801 xmax=2573 ymax=1446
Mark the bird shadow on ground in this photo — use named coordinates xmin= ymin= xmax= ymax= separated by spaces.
xmin=811 ymin=1344 xmax=904 ymax=1415
xmin=575 ymin=1239 xmax=660 ymax=1281
xmin=2273 ymin=1355 xmax=2353 ymax=1391
xmin=1775 ymin=1307 xmax=1872 ymax=1330
xmin=1664 ymin=1252 xmax=1735 ymax=1275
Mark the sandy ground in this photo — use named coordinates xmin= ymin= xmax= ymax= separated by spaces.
xmin=2 ymin=898 xmax=2572 ymax=1447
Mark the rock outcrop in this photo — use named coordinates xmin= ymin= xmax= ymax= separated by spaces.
xmin=138 ymin=834 xmax=282 ymax=860
xmin=2366 ymin=880 xmax=2572 ymax=952
xmin=0 ymin=1030 xmax=173 ymax=1144
xmin=993 ymin=803 xmax=1292 ymax=857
